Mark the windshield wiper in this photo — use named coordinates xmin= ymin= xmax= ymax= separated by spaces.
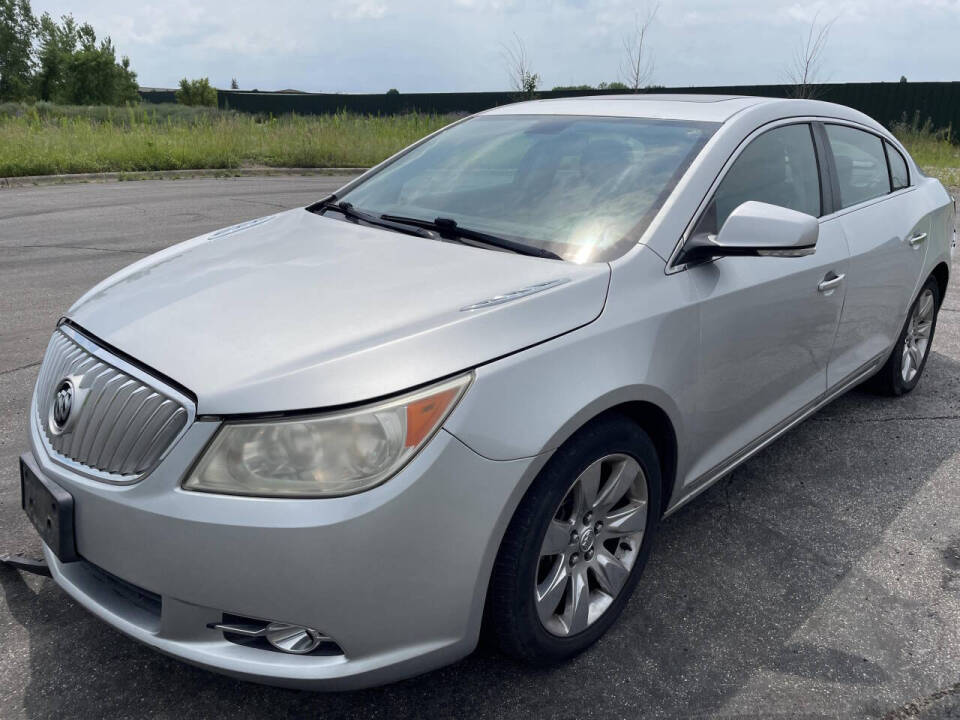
xmin=308 ymin=197 xmax=437 ymax=240
xmin=380 ymin=214 xmax=562 ymax=261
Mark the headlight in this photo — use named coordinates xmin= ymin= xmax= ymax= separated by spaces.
xmin=184 ymin=374 xmax=471 ymax=498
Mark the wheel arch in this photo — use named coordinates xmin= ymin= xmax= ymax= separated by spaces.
xmin=931 ymin=262 xmax=949 ymax=305
xmin=532 ymin=395 xmax=681 ymax=519
xmin=600 ymin=401 xmax=678 ymax=517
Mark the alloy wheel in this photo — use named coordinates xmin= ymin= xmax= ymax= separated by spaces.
xmin=534 ymin=453 xmax=648 ymax=637
xmin=901 ymin=287 xmax=935 ymax=383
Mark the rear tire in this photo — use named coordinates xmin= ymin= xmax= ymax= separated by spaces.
xmin=867 ymin=276 xmax=940 ymax=396
xmin=488 ymin=413 xmax=661 ymax=664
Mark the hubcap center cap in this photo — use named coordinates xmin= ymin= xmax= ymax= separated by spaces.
xmin=578 ymin=527 xmax=595 ymax=554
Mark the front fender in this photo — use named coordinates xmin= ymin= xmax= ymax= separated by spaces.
xmin=443 ymin=247 xmax=698 ymax=470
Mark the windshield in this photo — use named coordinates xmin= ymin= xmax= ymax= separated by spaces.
xmin=336 ymin=114 xmax=716 ymax=262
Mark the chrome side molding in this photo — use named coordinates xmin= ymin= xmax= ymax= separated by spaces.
xmin=665 ymin=352 xmax=886 ymax=517
xmin=461 ymin=278 xmax=570 ymax=311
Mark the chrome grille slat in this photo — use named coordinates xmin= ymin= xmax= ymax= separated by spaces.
xmin=128 ymin=398 xmax=175 ymax=470
xmin=140 ymin=407 xmax=189 ymax=469
xmin=120 ymin=393 xmax=163 ymax=472
xmin=101 ymin=386 xmax=150 ymax=470
xmin=33 ymin=327 xmax=195 ymax=483
xmin=90 ymin=379 xmax=137 ymax=468
xmin=67 ymin=363 xmax=110 ymax=458
xmin=118 ymin=393 xmax=166 ymax=475
xmin=94 ymin=382 xmax=140 ymax=467
xmin=76 ymin=373 xmax=125 ymax=462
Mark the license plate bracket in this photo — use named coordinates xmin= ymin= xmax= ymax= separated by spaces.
xmin=20 ymin=455 xmax=78 ymax=563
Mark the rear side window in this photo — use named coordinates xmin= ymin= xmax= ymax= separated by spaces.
xmin=696 ymin=123 xmax=821 ymax=235
xmin=886 ymin=141 xmax=910 ymax=190
xmin=825 ymin=125 xmax=891 ymax=208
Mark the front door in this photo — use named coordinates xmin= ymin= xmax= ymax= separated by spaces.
xmin=680 ymin=122 xmax=849 ymax=485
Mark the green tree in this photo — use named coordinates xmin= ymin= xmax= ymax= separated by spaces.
xmin=176 ymin=77 xmax=218 ymax=106
xmin=62 ymin=36 xmax=138 ymax=104
xmin=34 ymin=13 xmax=80 ymax=101
xmin=0 ymin=0 xmax=37 ymax=101
xmin=386 ymin=88 xmax=399 ymax=95
xmin=34 ymin=13 xmax=138 ymax=104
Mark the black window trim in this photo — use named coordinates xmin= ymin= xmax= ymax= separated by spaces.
xmin=882 ymin=141 xmax=896 ymax=194
xmin=812 ymin=122 xmax=840 ymax=215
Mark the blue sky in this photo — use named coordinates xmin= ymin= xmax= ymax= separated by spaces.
xmin=38 ymin=0 xmax=960 ymax=92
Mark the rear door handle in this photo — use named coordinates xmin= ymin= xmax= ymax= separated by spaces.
xmin=908 ymin=232 xmax=927 ymax=248
xmin=818 ymin=272 xmax=845 ymax=293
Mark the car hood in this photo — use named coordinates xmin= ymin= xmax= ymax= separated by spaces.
xmin=67 ymin=209 xmax=611 ymax=414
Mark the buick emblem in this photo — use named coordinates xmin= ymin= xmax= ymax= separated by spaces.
xmin=578 ymin=527 xmax=595 ymax=554
xmin=49 ymin=377 xmax=79 ymax=435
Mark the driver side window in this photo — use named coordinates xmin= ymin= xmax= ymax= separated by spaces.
xmin=695 ymin=124 xmax=822 ymax=236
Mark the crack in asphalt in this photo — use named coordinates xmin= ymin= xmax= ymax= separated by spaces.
xmin=884 ymin=679 xmax=960 ymax=718
xmin=15 ymin=244 xmax=150 ymax=255
xmin=0 ymin=361 xmax=40 ymax=377
xmin=228 ymin=197 xmax=291 ymax=210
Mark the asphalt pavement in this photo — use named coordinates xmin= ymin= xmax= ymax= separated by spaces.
xmin=1 ymin=177 xmax=959 ymax=719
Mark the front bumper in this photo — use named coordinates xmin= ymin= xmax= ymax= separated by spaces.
xmin=28 ymin=413 xmax=539 ymax=690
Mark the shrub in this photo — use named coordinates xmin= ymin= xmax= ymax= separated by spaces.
xmin=176 ymin=77 xmax=218 ymax=107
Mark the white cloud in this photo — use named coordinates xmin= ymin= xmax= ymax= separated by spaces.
xmin=452 ymin=0 xmax=519 ymax=10
xmin=28 ymin=0 xmax=960 ymax=92
xmin=333 ymin=1 xmax=388 ymax=19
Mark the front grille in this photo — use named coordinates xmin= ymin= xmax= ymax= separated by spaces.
xmin=34 ymin=326 xmax=193 ymax=482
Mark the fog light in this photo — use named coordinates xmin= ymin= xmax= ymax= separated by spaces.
xmin=210 ymin=616 xmax=337 ymax=655
xmin=264 ymin=623 xmax=327 ymax=655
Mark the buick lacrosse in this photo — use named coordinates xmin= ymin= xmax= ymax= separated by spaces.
xmin=14 ymin=95 xmax=954 ymax=689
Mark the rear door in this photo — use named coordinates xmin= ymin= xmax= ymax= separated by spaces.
xmin=683 ymin=122 xmax=850 ymax=483
xmin=820 ymin=123 xmax=929 ymax=386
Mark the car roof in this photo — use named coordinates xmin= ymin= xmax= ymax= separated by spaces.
xmin=481 ymin=94 xmax=875 ymax=126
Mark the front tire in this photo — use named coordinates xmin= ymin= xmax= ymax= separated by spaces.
xmin=868 ymin=277 xmax=940 ymax=396
xmin=488 ymin=414 xmax=661 ymax=664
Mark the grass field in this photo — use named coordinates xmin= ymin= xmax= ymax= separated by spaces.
xmin=1 ymin=102 xmax=957 ymax=185
xmin=0 ymin=103 xmax=454 ymax=176
xmin=890 ymin=115 xmax=960 ymax=187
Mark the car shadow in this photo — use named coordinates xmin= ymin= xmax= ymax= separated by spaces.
xmin=3 ymin=350 xmax=959 ymax=719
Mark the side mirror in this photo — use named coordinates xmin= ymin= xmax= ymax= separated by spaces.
xmin=678 ymin=200 xmax=819 ymax=265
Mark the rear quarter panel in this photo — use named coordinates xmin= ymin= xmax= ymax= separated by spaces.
xmin=918 ymin=175 xmax=955 ymax=284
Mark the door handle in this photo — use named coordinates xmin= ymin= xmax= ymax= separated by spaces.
xmin=818 ymin=272 xmax=845 ymax=293
xmin=908 ymin=232 xmax=927 ymax=248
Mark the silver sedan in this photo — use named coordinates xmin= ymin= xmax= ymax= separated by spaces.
xmin=16 ymin=94 xmax=954 ymax=689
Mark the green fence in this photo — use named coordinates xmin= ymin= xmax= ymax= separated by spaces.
xmin=139 ymin=82 xmax=959 ymax=134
